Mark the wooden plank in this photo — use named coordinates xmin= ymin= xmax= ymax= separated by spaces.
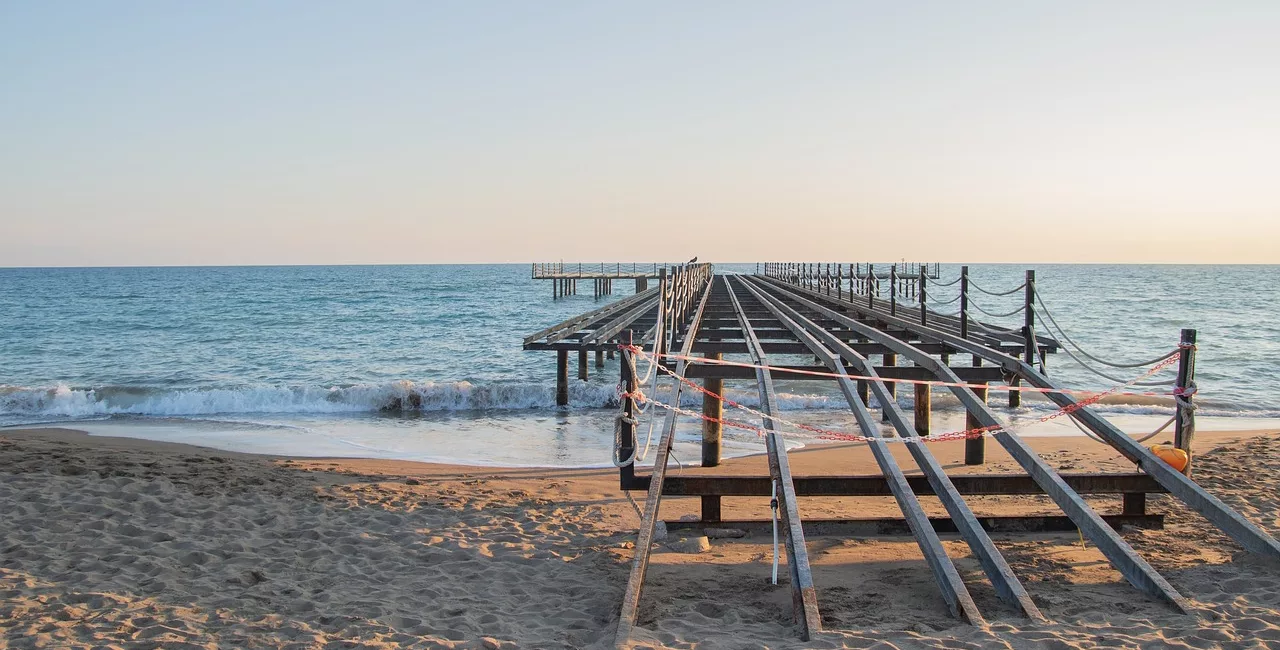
xmin=755 ymin=276 xmax=1191 ymax=613
xmin=736 ymin=277 xmax=986 ymax=623
xmin=627 ymin=472 xmax=1167 ymax=497
xmin=613 ymin=272 xmax=714 ymax=647
xmin=723 ymin=277 xmax=822 ymax=639
xmin=523 ymin=287 xmax=656 ymax=345
xmin=679 ymin=363 xmax=1007 ymax=383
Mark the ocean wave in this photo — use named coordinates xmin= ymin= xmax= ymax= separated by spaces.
xmin=1 ymin=381 xmax=1275 ymax=422
xmin=0 ymin=381 xmax=614 ymax=418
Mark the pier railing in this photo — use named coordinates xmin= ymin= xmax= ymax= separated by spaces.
xmin=532 ymin=262 xmax=672 ymax=279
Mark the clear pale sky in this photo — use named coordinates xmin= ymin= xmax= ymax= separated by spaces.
xmin=2 ymin=2 xmax=1277 ymax=266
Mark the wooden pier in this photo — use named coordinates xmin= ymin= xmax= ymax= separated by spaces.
xmin=532 ymin=262 xmax=672 ymax=298
xmin=522 ymin=262 xmax=1280 ymax=646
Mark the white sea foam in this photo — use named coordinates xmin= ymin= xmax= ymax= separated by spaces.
xmin=2 ymin=380 xmax=1273 ymax=423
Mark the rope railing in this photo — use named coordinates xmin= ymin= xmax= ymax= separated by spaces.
xmin=967 ymin=298 xmax=1026 ymax=320
xmin=969 ymin=279 xmax=1027 ymax=297
xmin=1035 ymin=293 xmax=1181 ymax=369
xmin=926 ymin=292 xmax=962 ymax=306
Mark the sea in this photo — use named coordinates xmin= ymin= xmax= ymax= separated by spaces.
xmin=2 ymin=264 xmax=1278 ymax=467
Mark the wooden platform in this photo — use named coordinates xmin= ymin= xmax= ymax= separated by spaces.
xmin=520 ymin=262 xmax=1280 ymax=647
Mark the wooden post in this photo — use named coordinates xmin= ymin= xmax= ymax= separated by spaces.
xmin=965 ymin=382 xmax=987 ymax=465
xmin=1123 ymin=492 xmax=1147 ymax=516
xmin=618 ymin=331 xmax=637 ymax=486
xmin=881 ymin=353 xmax=896 ymax=422
xmin=578 ymin=349 xmax=589 ymax=380
xmin=867 ymin=264 xmax=875 ymax=309
xmin=556 ymin=350 xmax=569 ymax=406
xmin=1174 ymin=329 xmax=1197 ymax=476
xmin=919 ymin=268 xmax=927 ymax=326
xmin=1010 ymin=270 xmax=1035 ymax=408
xmin=914 ymin=382 xmax=931 ymax=436
xmin=595 ymin=349 xmax=605 ymax=368
xmin=837 ymin=264 xmax=843 ymax=300
xmin=890 ymin=264 xmax=898 ymax=316
xmin=702 ymin=353 xmax=724 ymax=471
xmin=857 ymin=379 xmax=869 ymax=406
xmin=959 ymin=265 xmax=970 ymax=339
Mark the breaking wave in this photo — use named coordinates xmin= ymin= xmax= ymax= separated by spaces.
xmin=2 ymin=380 xmax=1275 ymax=424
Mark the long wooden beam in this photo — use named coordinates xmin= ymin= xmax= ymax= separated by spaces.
xmin=736 ymin=276 xmax=986 ymax=623
xmin=757 ymin=275 xmax=1191 ymax=613
xmin=724 ymin=277 xmax=822 ymax=639
xmin=625 ymin=471 xmax=1165 ymax=496
xmin=741 ymin=275 xmax=1042 ymax=621
xmin=523 ymin=287 xmax=657 ymax=346
xmin=613 ymin=273 xmax=714 ymax=648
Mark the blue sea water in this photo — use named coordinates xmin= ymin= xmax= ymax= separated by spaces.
xmin=2 ymin=264 xmax=1278 ymax=466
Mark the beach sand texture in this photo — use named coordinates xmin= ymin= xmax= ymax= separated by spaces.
xmin=3 ymin=427 xmax=1280 ymax=649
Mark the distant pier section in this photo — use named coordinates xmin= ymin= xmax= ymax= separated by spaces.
xmin=532 ymin=262 xmax=673 ymax=298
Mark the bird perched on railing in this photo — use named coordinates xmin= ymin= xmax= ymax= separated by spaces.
xmin=687 ymin=256 xmax=698 ymax=264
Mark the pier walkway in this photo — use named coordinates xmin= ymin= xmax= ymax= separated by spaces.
xmin=521 ymin=262 xmax=1279 ymax=646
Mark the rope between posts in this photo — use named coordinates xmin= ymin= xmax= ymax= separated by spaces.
xmin=619 ymin=347 xmax=1183 ymax=446
xmin=931 ymin=275 xmax=962 ymax=287
xmin=967 ymin=298 xmax=1026 ymax=320
xmin=1030 ymin=309 xmax=1178 ymax=387
xmin=1035 ymin=293 xmax=1180 ymax=369
xmin=969 ymin=280 xmax=1027 ymax=297
xmin=927 ymin=292 xmax=962 ymax=306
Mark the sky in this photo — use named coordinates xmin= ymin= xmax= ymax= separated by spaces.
xmin=2 ymin=1 xmax=1278 ymax=266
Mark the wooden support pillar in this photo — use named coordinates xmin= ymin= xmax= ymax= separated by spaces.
xmin=959 ymin=265 xmax=970 ymax=339
xmin=595 ymin=349 xmax=605 ymax=368
xmin=578 ymin=349 xmax=589 ymax=380
xmin=881 ymin=353 xmax=896 ymax=422
xmin=857 ymin=379 xmax=869 ymax=406
xmin=702 ymin=355 xmax=723 ymax=473
xmin=618 ymin=331 xmax=637 ymax=485
xmin=1012 ymin=269 xmax=1035 ymax=408
xmin=890 ymin=264 xmax=898 ymax=316
xmin=556 ymin=350 xmax=569 ymax=406
xmin=607 ymin=348 xmax=615 ymax=360
xmin=965 ymin=383 xmax=988 ymax=465
xmin=1123 ymin=492 xmax=1147 ymax=516
xmin=701 ymin=495 xmax=722 ymax=523
xmin=914 ymin=382 xmax=931 ymax=437
xmin=919 ymin=269 xmax=928 ymax=326
xmin=1174 ymin=328 xmax=1197 ymax=476
xmin=867 ymin=264 xmax=875 ymax=309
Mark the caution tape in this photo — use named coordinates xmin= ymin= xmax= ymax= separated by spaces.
xmin=616 ymin=345 xmax=1183 ymax=446
xmin=624 ymin=345 xmax=1187 ymax=400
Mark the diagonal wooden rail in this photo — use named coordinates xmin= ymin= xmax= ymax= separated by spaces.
xmin=739 ymin=274 xmax=1044 ymax=621
xmin=791 ymin=278 xmax=1280 ymax=562
xmin=613 ymin=273 xmax=714 ymax=648
xmin=723 ymin=276 xmax=823 ymax=638
xmin=755 ymin=274 xmax=1191 ymax=613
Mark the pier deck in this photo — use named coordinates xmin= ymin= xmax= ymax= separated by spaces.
xmin=520 ymin=262 xmax=1277 ymax=646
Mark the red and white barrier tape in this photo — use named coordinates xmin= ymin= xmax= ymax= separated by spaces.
xmin=616 ymin=345 xmax=1183 ymax=445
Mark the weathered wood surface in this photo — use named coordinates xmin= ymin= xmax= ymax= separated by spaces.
xmin=756 ymin=275 xmax=1191 ymax=613
xmin=723 ymin=277 xmax=822 ymax=639
xmin=614 ymin=270 xmax=714 ymax=648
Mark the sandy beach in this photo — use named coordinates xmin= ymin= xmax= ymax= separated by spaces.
xmin=2 ymin=426 xmax=1279 ymax=649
